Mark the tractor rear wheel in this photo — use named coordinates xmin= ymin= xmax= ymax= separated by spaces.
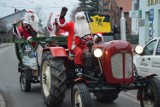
xmin=20 ymin=72 xmax=31 ymax=92
xmin=137 ymin=77 xmax=160 ymax=107
xmin=41 ymin=52 xmax=66 ymax=107
xmin=95 ymin=90 xmax=120 ymax=103
xmin=72 ymin=83 xmax=91 ymax=107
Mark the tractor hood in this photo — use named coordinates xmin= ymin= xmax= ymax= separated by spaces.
xmin=94 ymin=40 xmax=133 ymax=54
xmin=94 ymin=40 xmax=134 ymax=84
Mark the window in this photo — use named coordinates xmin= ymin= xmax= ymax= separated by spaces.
xmin=143 ymin=40 xmax=157 ymax=55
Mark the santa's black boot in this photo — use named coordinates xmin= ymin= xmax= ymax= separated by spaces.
xmin=18 ymin=62 xmax=23 ymax=72
xmin=75 ymin=64 xmax=83 ymax=77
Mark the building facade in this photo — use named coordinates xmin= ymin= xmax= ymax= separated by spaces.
xmin=131 ymin=0 xmax=160 ymax=46
xmin=130 ymin=0 xmax=139 ymax=35
xmin=0 ymin=9 xmax=26 ymax=31
xmin=0 ymin=9 xmax=26 ymax=42
xmin=100 ymin=0 xmax=131 ymax=34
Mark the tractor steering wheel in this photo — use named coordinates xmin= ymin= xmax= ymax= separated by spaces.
xmin=80 ymin=33 xmax=99 ymax=41
xmin=80 ymin=34 xmax=102 ymax=44
xmin=80 ymin=34 xmax=92 ymax=43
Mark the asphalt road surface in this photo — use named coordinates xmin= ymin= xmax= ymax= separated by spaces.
xmin=0 ymin=45 xmax=141 ymax=107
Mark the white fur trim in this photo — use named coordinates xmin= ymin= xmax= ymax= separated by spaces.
xmin=71 ymin=41 xmax=76 ymax=50
xmin=27 ymin=36 xmax=32 ymax=40
xmin=57 ymin=16 xmax=67 ymax=27
xmin=61 ymin=32 xmax=68 ymax=36
xmin=16 ymin=28 xmax=22 ymax=38
xmin=13 ymin=28 xmax=22 ymax=39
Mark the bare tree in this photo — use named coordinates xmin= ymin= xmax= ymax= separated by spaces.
xmin=0 ymin=20 xmax=7 ymax=32
xmin=0 ymin=20 xmax=10 ymax=42
xmin=35 ymin=5 xmax=46 ymax=28
xmin=70 ymin=7 xmax=82 ymax=21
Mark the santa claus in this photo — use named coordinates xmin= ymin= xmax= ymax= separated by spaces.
xmin=57 ymin=7 xmax=91 ymax=70
xmin=13 ymin=10 xmax=39 ymax=70
xmin=47 ymin=12 xmax=68 ymax=36
xmin=13 ymin=10 xmax=39 ymax=40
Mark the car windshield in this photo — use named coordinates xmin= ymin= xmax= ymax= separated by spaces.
xmin=143 ymin=40 xmax=157 ymax=55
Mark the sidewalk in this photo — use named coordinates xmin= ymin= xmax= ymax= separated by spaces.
xmin=0 ymin=43 xmax=11 ymax=48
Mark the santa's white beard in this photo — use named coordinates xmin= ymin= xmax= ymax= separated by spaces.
xmin=30 ymin=21 xmax=39 ymax=32
xmin=74 ymin=20 xmax=90 ymax=38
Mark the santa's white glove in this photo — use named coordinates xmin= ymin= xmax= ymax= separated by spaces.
xmin=27 ymin=36 xmax=33 ymax=42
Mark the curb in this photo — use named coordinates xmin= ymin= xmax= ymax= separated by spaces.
xmin=0 ymin=43 xmax=11 ymax=48
xmin=0 ymin=94 xmax=5 ymax=107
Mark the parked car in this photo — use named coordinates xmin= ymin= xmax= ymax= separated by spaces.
xmin=134 ymin=38 xmax=160 ymax=76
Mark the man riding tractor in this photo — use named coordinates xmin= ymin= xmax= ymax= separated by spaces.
xmin=40 ymin=7 xmax=160 ymax=107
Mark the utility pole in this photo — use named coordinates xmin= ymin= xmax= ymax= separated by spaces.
xmin=120 ymin=7 xmax=126 ymax=40
xmin=111 ymin=0 xmax=127 ymax=40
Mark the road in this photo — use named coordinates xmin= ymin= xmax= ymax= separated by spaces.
xmin=0 ymin=45 xmax=141 ymax=107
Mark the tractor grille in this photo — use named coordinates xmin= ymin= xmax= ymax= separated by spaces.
xmin=111 ymin=53 xmax=123 ymax=79
xmin=125 ymin=53 xmax=132 ymax=79
xmin=111 ymin=53 xmax=132 ymax=79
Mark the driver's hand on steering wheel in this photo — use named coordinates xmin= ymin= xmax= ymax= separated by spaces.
xmin=81 ymin=39 xmax=86 ymax=44
xmin=85 ymin=36 xmax=92 ymax=41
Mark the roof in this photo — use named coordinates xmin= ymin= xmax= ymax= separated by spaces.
xmin=115 ymin=0 xmax=131 ymax=12
xmin=0 ymin=9 xmax=26 ymax=20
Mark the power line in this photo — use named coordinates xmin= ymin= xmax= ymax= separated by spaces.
xmin=0 ymin=3 xmax=79 ymax=9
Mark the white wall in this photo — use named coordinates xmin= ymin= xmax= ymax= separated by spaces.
xmin=139 ymin=0 xmax=160 ymax=46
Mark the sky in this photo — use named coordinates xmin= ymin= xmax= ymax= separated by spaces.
xmin=0 ymin=0 xmax=80 ymax=25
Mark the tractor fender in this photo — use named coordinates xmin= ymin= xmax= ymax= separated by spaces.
xmin=74 ymin=77 xmax=90 ymax=84
xmin=43 ymin=47 xmax=67 ymax=58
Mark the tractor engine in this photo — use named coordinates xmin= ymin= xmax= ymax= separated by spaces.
xmin=91 ymin=40 xmax=134 ymax=84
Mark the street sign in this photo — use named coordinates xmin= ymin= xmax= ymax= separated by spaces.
xmin=129 ymin=10 xmax=141 ymax=18
xmin=149 ymin=9 xmax=154 ymax=21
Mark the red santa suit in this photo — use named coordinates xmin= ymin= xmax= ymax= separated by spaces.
xmin=13 ymin=24 xmax=37 ymax=40
xmin=13 ymin=10 xmax=39 ymax=47
xmin=57 ymin=11 xmax=90 ymax=65
xmin=47 ymin=18 xmax=68 ymax=36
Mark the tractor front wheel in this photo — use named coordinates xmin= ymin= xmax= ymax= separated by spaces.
xmin=41 ymin=52 xmax=66 ymax=107
xmin=137 ymin=77 xmax=160 ymax=107
xmin=72 ymin=83 xmax=91 ymax=107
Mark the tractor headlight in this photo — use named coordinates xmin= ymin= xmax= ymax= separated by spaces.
xmin=94 ymin=48 xmax=103 ymax=58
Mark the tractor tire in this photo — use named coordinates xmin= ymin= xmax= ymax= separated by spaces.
xmin=95 ymin=90 xmax=120 ymax=103
xmin=20 ymin=72 xmax=31 ymax=92
xmin=41 ymin=52 xmax=66 ymax=107
xmin=72 ymin=83 xmax=91 ymax=107
xmin=137 ymin=77 xmax=160 ymax=107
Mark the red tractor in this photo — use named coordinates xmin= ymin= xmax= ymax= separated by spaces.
xmin=40 ymin=34 xmax=160 ymax=107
